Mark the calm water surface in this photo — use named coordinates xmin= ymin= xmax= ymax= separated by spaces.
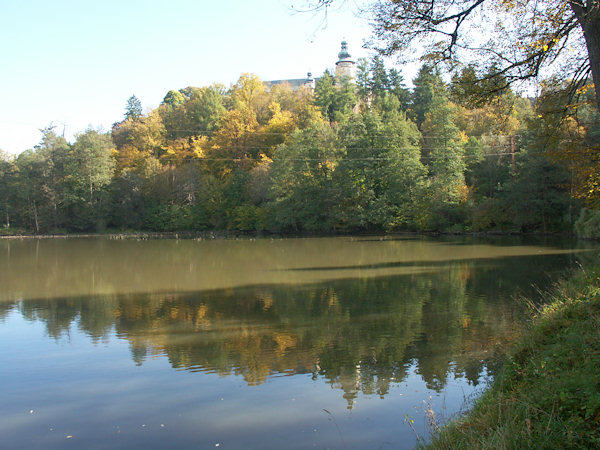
xmin=0 ymin=235 xmax=595 ymax=449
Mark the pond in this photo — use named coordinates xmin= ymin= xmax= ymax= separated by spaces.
xmin=0 ymin=235 xmax=595 ymax=449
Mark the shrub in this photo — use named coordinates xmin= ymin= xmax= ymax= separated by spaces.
xmin=575 ymin=208 xmax=600 ymax=239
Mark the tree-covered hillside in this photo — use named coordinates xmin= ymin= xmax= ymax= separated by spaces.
xmin=1 ymin=59 xmax=597 ymax=235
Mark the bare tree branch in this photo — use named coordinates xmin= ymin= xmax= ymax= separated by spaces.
xmin=300 ymin=0 xmax=599 ymax=108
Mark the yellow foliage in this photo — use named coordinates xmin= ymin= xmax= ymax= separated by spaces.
xmin=541 ymin=102 xmax=600 ymax=207
xmin=462 ymin=317 xmax=472 ymax=329
xmin=259 ymin=102 xmax=297 ymax=158
xmin=230 ymin=73 xmax=272 ymax=124
xmin=113 ymin=144 xmax=151 ymax=175
xmin=160 ymin=136 xmax=208 ymax=165
xmin=273 ymin=332 xmax=297 ymax=356
xmin=456 ymin=98 xmax=522 ymax=136
xmin=457 ymin=182 xmax=470 ymax=203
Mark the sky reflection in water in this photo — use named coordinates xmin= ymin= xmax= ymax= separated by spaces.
xmin=0 ymin=236 xmax=594 ymax=449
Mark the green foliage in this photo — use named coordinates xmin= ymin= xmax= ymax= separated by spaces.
xmin=504 ymin=150 xmax=574 ymax=233
xmin=471 ymin=198 xmax=509 ymax=232
xmin=314 ymin=71 xmax=357 ymax=123
xmin=369 ymin=55 xmax=390 ymax=97
xmin=336 ymin=109 xmax=426 ymax=230
xmin=466 ymin=136 xmax=513 ymax=201
xmin=31 ymin=127 xmax=71 ymax=231
xmin=109 ymin=172 xmax=145 ymax=230
xmin=66 ymin=130 xmax=115 ymax=231
xmin=429 ymin=265 xmax=600 ymax=449
xmin=0 ymin=63 xmax=587 ymax=235
xmin=575 ymin=208 xmax=600 ymax=239
xmin=268 ymin=123 xmax=343 ymax=232
xmin=125 ymin=95 xmax=142 ymax=120
xmin=355 ymin=55 xmax=410 ymax=112
xmin=450 ymin=65 xmax=511 ymax=109
xmin=0 ymin=151 xmax=16 ymax=229
xmin=421 ymin=93 xmax=468 ymax=230
xmin=162 ymin=89 xmax=185 ymax=108
xmin=228 ymin=204 xmax=266 ymax=231
xmin=355 ymin=57 xmax=371 ymax=102
xmin=162 ymin=86 xmax=227 ymax=139
xmin=411 ymin=65 xmax=445 ymax=128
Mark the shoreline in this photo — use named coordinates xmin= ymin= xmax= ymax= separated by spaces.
xmin=0 ymin=229 xmax=579 ymax=240
xmin=426 ymin=263 xmax=600 ymax=448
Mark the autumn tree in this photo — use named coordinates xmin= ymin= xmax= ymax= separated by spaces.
xmin=259 ymin=101 xmax=296 ymax=158
xmin=533 ymin=79 xmax=600 ymax=207
xmin=210 ymin=75 xmax=271 ymax=174
xmin=228 ymin=73 xmax=272 ymax=125
xmin=269 ymin=83 xmax=322 ymax=128
xmin=309 ymin=1 xmax=600 ymax=109
xmin=112 ymin=110 xmax=166 ymax=173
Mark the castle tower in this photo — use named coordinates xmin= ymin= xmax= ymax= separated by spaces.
xmin=335 ymin=40 xmax=356 ymax=81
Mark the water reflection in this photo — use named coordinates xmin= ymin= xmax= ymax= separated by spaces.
xmin=0 ymin=235 xmax=590 ymax=302
xmin=0 ymin=236 xmax=595 ymax=448
xmin=7 ymin=251 xmax=581 ymax=407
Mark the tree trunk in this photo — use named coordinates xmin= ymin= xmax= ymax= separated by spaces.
xmin=570 ymin=1 xmax=600 ymax=111
xmin=32 ymin=200 xmax=39 ymax=234
xmin=53 ymin=200 xmax=58 ymax=229
xmin=90 ymin=175 xmax=94 ymax=205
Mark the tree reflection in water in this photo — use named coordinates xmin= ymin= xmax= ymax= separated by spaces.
xmin=11 ymin=252 xmax=575 ymax=409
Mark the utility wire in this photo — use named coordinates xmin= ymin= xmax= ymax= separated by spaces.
xmin=111 ymin=152 xmax=520 ymax=163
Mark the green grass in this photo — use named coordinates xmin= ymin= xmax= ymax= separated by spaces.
xmin=427 ymin=265 xmax=600 ymax=449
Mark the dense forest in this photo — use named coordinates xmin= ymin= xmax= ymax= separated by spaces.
xmin=1 ymin=58 xmax=599 ymax=235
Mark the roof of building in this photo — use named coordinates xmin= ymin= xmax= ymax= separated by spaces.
xmin=336 ymin=40 xmax=353 ymax=64
xmin=264 ymin=78 xmax=308 ymax=88
xmin=264 ymin=41 xmax=355 ymax=90
xmin=264 ymin=77 xmax=315 ymax=91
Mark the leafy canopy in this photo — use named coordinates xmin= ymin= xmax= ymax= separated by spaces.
xmin=307 ymin=0 xmax=600 ymax=109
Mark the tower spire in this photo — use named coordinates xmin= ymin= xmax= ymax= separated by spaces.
xmin=335 ymin=40 xmax=356 ymax=80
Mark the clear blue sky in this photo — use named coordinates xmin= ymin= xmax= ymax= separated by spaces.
xmin=1 ymin=0 xmax=407 ymax=155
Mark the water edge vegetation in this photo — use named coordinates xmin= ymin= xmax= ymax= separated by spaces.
xmin=426 ymin=262 xmax=600 ymax=448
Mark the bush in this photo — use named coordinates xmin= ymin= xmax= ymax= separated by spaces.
xmin=227 ymin=204 xmax=266 ymax=231
xmin=575 ymin=208 xmax=600 ymax=239
xmin=471 ymin=198 xmax=509 ymax=231
xmin=428 ymin=265 xmax=600 ymax=449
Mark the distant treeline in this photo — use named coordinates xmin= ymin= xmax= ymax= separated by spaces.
xmin=1 ymin=58 xmax=598 ymax=235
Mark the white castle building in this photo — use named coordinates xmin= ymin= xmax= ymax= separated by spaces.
xmin=265 ymin=41 xmax=356 ymax=91
xmin=334 ymin=40 xmax=356 ymax=79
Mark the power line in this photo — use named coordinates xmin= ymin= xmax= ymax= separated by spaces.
xmin=129 ymin=128 xmax=525 ymax=140
xmin=110 ymin=151 xmax=519 ymax=163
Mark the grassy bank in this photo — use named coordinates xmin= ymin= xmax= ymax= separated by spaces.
xmin=427 ymin=264 xmax=600 ymax=449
